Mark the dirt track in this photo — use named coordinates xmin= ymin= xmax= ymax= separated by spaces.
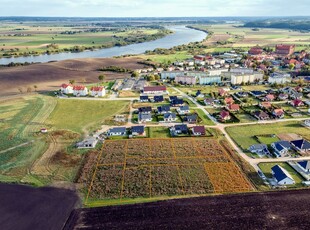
xmin=0 ymin=57 xmax=146 ymax=96
xmin=64 ymin=189 xmax=310 ymax=230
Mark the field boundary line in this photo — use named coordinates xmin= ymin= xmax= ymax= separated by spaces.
xmin=170 ymin=139 xmax=185 ymax=195
xmin=120 ymin=140 xmax=128 ymax=202
xmin=149 ymin=166 xmax=152 ymax=198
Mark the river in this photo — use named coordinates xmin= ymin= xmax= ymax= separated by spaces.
xmin=0 ymin=26 xmax=206 ymax=65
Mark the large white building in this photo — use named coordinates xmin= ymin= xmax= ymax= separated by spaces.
xmin=73 ymin=85 xmax=88 ymax=96
xmin=268 ymin=72 xmax=292 ymax=84
xmin=207 ymin=68 xmax=228 ymax=76
xmin=90 ymin=86 xmax=106 ymax=97
xmin=60 ymin=84 xmax=73 ymax=94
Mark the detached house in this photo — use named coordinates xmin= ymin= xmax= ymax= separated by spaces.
xmin=153 ymin=95 xmax=164 ymax=103
xmin=107 ymin=127 xmax=126 ymax=136
xmin=290 ymin=99 xmax=304 ymax=107
xmin=264 ymin=94 xmax=276 ymax=102
xmin=228 ymin=104 xmax=240 ymax=112
xmin=138 ymin=106 xmax=152 ymax=114
xmin=90 ymin=86 xmax=105 ymax=97
xmin=271 ymin=141 xmax=292 ymax=157
xmin=278 ymin=93 xmax=289 ymax=101
xmin=259 ymin=102 xmax=272 ymax=109
xmin=204 ymin=98 xmax=215 ymax=105
xmin=271 ymin=165 xmax=295 ymax=185
xmin=157 ymin=105 xmax=171 ymax=114
xmin=272 ymin=109 xmax=285 ymax=119
xmin=140 ymin=95 xmax=149 ymax=102
xmin=192 ymin=126 xmax=206 ymax=136
xmin=60 ymin=84 xmax=73 ymax=94
xmin=224 ymin=97 xmax=234 ymax=105
xmin=184 ymin=114 xmax=198 ymax=124
xmin=248 ymin=144 xmax=270 ymax=156
xmin=254 ymin=111 xmax=269 ymax=120
xmin=164 ymin=113 xmax=177 ymax=122
xmin=177 ymin=105 xmax=190 ymax=115
xmin=171 ymin=99 xmax=184 ymax=107
xmin=290 ymin=139 xmax=310 ymax=153
xmin=138 ymin=113 xmax=152 ymax=123
xmin=73 ymin=85 xmax=88 ymax=96
xmin=220 ymin=110 xmax=231 ymax=121
xmin=170 ymin=124 xmax=188 ymax=135
xmin=131 ymin=126 xmax=145 ymax=136
xmin=297 ymin=161 xmax=310 ymax=174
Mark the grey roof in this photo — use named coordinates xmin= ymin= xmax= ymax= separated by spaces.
xmin=164 ymin=113 xmax=176 ymax=119
xmin=249 ymin=144 xmax=267 ymax=150
xmin=109 ymin=127 xmax=126 ymax=133
xmin=139 ymin=113 xmax=152 ymax=120
xmin=132 ymin=126 xmax=145 ymax=133
xmin=179 ymin=105 xmax=189 ymax=111
xmin=273 ymin=141 xmax=292 ymax=149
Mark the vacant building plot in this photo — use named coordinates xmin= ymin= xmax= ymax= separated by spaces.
xmin=83 ymin=138 xmax=253 ymax=206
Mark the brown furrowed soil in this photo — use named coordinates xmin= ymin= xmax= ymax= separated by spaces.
xmin=0 ymin=57 xmax=145 ymax=96
xmin=64 ymin=189 xmax=310 ymax=230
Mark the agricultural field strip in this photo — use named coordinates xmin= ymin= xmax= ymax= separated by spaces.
xmin=86 ymin=138 xmax=253 ymax=204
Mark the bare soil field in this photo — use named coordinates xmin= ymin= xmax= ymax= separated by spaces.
xmin=0 ymin=57 xmax=145 ymax=96
xmin=0 ymin=183 xmax=79 ymax=230
xmin=64 ymin=189 xmax=310 ymax=230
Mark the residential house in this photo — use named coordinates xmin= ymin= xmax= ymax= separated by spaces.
xmin=259 ymin=102 xmax=272 ymax=109
xmin=271 ymin=141 xmax=291 ymax=157
xmin=271 ymin=165 xmax=295 ymax=185
xmin=60 ymin=84 xmax=73 ymax=94
xmin=170 ymin=124 xmax=188 ymax=135
xmin=138 ymin=106 xmax=152 ymax=114
xmin=278 ymin=93 xmax=289 ymax=101
xmin=254 ymin=111 xmax=270 ymax=120
xmin=290 ymin=90 xmax=303 ymax=100
xmin=228 ymin=104 xmax=240 ymax=112
xmin=90 ymin=86 xmax=105 ymax=97
xmin=76 ymin=137 xmax=98 ymax=149
xmin=304 ymin=119 xmax=310 ymax=127
xmin=250 ymin=90 xmax=266 ymax=98
xmin=184 ymin=114 xmax=198 ymax=123
xmin=290 ymin=139 xmax=310 ymax=153
xmin=131 ymin=126 xmax=145 ymax=136
xmin=272 ymin=109 xmax=285 ymax=119
xmin=143 ymin=86 xmax=167 ymax=94
xmin=140 ymin=95 xmax=149 ymax=102
xmin=290 ymin=99 xmax=304 ymax=107
xmin=248 ymin=144 xmax=270 ymax=156
xmin=192 ymin=126 xmax=206 ymax=136
xmin=107 ymin=127 xmax=126 ymax=136
xmin=169 ymin=96 xmax=178 ymax=102
xmin=297 ymin=161 xmax=310 ymax=174
xmin=157 ymin=105 xmax=170 ymax=114
xmin=224 ymin=97 xmax=234 ymax=105
xmin=153 ymin=95 xmax=164 ymax=103
xmin=164 ymin=113 xmax=177 ymax=122
xmin=264 ymin=94 xmax=276 ymax=101
xmin=171 ymin=99 xmax=184 ymax=107
xmin=204 ymin=98 xmax=215 ymax=105
xmin=220 ymin=110 xmax=231 ymax=121
xmin=236 ymin=92 xmax=248 ymax=98
xmin=177 ymin=105 xmax=190 ymax=115
xmin=138 ymin=113 xmax=152 ymax=123
xmin=218 ymin=88 xmax=229 ymax=97
xmin=73 ymin=85 xmax=88 ymax=96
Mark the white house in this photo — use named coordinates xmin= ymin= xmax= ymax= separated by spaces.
xmin=60 ymin=84 xmax=73 ymax=94
xmin=107 ymin=127 xmax=126 ymax=136
xmin=177 ymin=105 xmax=190 ymax=115
xmin=297 ymin=161 xmax=310 ymax=174
xmin=73 ymin=85 xmax=88 ymax=96
xmin=268 ymin=72 xmax=292 ymax=84
xmin=271 ymin=165 xmax=295 ymax=185
xmin=90 ymin=86 xmax=105 ymax=97
xmin=163 ymin=113 xmax=177 ymax=122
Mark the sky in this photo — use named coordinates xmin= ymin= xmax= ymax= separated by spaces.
xmin=0 ymin=0 xmax=309 ymax=17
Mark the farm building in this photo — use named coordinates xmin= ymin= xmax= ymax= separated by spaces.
xmin=192 ymin=126 xmax=206 ymax=136
xmin=297 ymin=161 xmax=310 ymax=174
xmin=138 ymin=113 xmax=152 ymax=123
xmin=290 ymin=139 xmax=310 ymax=153
xmin=143 ymin=86 xmax=167 ymax=94
xmin=107 ymin=127 xmax=126 ymax=136
xmin=90 ymin=86 xmax=105 ymax=97
xmin=271 ymin=165 xmax=295 ymax=185
xmin=177 ymin=105 xmax=190 ymax=115
xmin=60 ymin=84 xmax=73 ymax=94
xmin=131 ymin=126 xmax=145 ymax=136
xmin=163 ymin=113 xmax=177 ymax=122
xmin=73 ymin=85 xmax=88 ymax=96
xmin=76 ymin=137 xmax=98 ymax=148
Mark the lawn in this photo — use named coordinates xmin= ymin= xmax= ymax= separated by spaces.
xmin=258 ymin=162 xmax=304 ymax=187
xmin=193 ymin=109 xmax=214 ymax=125
xmin=147 ymin=127 xmax=170 ymax=138
xmin=256 ymin=135 xmax=280 ymax=145
xmin=226 ymin=121 xmax=310 ymax=151
xmin=48 ymin=99 xmax=129 ymax=134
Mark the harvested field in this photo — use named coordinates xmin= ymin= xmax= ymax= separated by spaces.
xmin=0 ymin=57 xmax=145 ymax=96
xmin=82 ymin=138 xmax=253 ymax=206
xmin=64 ymin=189 xmax=310 ymax=230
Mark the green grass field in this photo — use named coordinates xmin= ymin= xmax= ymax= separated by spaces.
xmin=226 ymin=121 xmax=310 ymax=150
xmin=48 ymin=99 xmax=129 ymax=134
xmin=258 ymin=162 xmax=304 ymax=187
xmin=148 ymin=127 xmax=170 ymax=138
xmin=193 ymin=109 xmax=214 ymax=125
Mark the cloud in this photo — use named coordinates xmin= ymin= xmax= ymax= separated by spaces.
xmin=0 ymin=0 xmax=309 ymax=17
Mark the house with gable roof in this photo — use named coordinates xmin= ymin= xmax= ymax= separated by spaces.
xmin=60 ymin=83 xmax=73 ymax=94
xmin=271 ymin=165 xmax=295 ymax=185
xmin=297 ymin=161 xmax=310 ymax=174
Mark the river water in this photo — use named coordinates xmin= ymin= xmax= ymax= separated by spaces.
xmin=0 ymin=26 xmax=206 ymax=65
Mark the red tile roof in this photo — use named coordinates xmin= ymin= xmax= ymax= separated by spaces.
xmin=90 ymin=86 xmax=104 ymax=91
xmin=228 ymin=104 xmax=240 ymax=111
xmin=220 ymin=110 xmax=230 ymax=119
xmin=273 ymin=109 xmax=284 ymax=116
xmin=260 ymin=102 xmax=272 ymax=108
xmin=73 ymin=85 xmax=86 ymax=90
xmin=224 ymin=97 xmax=234 ymax=105
xmin=61 ymin=83 xmax=72 ymax=88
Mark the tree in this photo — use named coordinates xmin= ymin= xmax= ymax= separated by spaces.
xmin=131 ymin=71 xmax=139 ymax=78
xmin=147 ymin=75 xmax=155 ymax=81
xmin=154 ymin=74 xmax=160 ymax=80
xmin=17 ymin=87 xmax=23 ymax=94
xmin=69 ymin=79 xmax=75 ymax=85
xmin=33 ymin=85 xmax=38 ymax=92
xmin=98 ymin=74 xmax=105 ymax=82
